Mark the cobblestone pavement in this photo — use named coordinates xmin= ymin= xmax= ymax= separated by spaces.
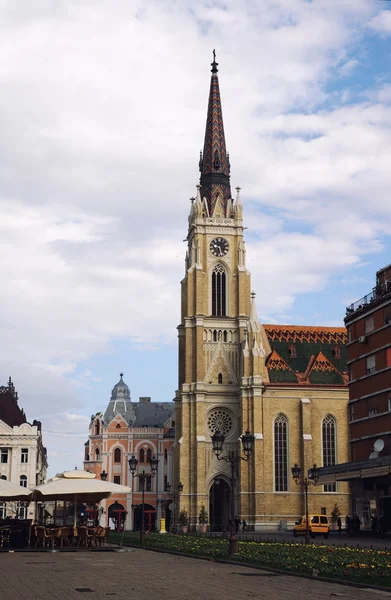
xmin=0 ymin=549 xmax=388 ymax=600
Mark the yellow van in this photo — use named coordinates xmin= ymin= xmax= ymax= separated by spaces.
xmin=293 ymin=514 xmax=329 ymax=538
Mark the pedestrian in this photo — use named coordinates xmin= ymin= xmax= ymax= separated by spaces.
xmin=371 ymin=514 xmax=378 ymax=534
xmin=242 ymin=519 xmax=247 ymax=533
xmin=234 ymin=516 xmax=241 ymax=534
xmin=337 ymin=517 xmax=342 ymax=534
xmin=345 ymin=515 xmax=351 ymax=534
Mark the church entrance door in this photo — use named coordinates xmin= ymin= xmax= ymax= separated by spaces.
xmin=209 ymin=479 xmax=230 ymax=532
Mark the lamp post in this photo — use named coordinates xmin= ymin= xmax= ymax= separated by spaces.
xmin=211 ymin=429 xmax=255 ymax=558
xmin=165 ymin=482 xmax=183 ymax=533
xmin=291 ymin=463 xmax=320 ymax=544
xmin=128 ymin=453 xmax=159 ymax=545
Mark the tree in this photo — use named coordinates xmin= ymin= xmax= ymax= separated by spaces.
xmin=198 ymin=504 xmax=208 ymax=524
xmin=331 ymin=503 xmax=341 ymax=524
xmin=178 ymin=509 xmax=189 ymax=526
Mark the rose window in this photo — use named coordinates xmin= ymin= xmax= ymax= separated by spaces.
xmin=207 ymin=409 xmax=233 ymax=436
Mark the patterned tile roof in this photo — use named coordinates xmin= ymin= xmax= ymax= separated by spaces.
xmin=263 ymin=325 xmax=347 ymax=345
xmin=199 ymin=55 xmax=231 ymax=216
xmin=264 ymin=325 xmax=347 ymax=386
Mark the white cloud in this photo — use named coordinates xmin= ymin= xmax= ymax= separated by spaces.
xmin=0 ymin=0 xmax=390 ymax=472
xmin=369 ymin=10 xmax=391 ymax=34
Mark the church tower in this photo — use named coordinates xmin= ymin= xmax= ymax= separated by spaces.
xmin=175 ymin=53 xmax=269 ymax=530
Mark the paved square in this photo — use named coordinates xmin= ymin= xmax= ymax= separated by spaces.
xmin=0 ymin=549 xmax=386 ymax=599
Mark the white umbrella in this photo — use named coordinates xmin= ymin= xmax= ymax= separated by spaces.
xmin=0 ymin=478 xmax=32 ymax=500
xmin=33 ymin=469 xmax=131 ymax=526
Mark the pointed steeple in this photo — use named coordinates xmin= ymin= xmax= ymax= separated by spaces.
xmin=199 ymin=50 xmax=232 ymax=217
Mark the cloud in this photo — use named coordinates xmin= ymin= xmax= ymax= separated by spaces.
xmin=0 ymin=0 xmax=390 ymax=473
xmin=369 ymin=10 xmax=391 ymax=34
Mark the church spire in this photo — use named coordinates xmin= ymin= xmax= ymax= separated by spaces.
xmin=199 ymin=51 xmax=232 ymax=217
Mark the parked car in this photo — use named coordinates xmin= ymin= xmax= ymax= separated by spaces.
xmin=293 ymin=514 xmax=329 ymax=538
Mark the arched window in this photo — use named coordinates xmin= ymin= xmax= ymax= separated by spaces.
xmin=20 ymin=475 xmax=27 ymax=488
xmin=213 ymin=330 xmax=217 ymax=342
xmin=274 ymin=414 xmax=288 ymax=492
xmin=95 ymin=421 xmax=100 ymax=435
xmin=114 ymin=448 xmax=121 ymax=463
xmin=223 ymin=331 xmax=227 ymax=342
xmin=212 ymin=264 xmax=226 ymax=317
xmin=164 ymin=449 xmax=168 ymax=463
xmin=95 ymin=447 xmax=100 ymax=459
xmin=218 ymin=373 xmax=223 ymax=384
xmin=146 ymin=448 xmax=152 ymax=463
xmin=322 ymin=415 xmax=337 ymax=492
xmin=139 ymin=449 xmax=145 ymax=463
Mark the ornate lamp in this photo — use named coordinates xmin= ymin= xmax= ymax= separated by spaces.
xmin=100 ymin=470 xmax=108 ymax=481
xmin=241 ymin=430 xmax=255 ymax=458
xmin=165 ymin=482 xmax=171 ymax=493
xmin=177 ymin=482 xmax=184 ymax=495
xmin=128 ymin=454 xmax=138 ymax=474
xmin=291 ymin=463 xmax=301 ymax=483
xmin=211 ymin=430 xmax=225 ymax=457
xmin=308 ymin=463 xmax=320 ymax=483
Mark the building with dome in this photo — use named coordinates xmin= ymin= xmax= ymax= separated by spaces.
xmin=174 ymin=55 xmax=351 ymax=531
xmin=84 ymin=374 xmax=175 ymax=531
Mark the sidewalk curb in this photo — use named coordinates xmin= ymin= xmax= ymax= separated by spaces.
xmin=118 ymin=541 xmax=391 ymax=594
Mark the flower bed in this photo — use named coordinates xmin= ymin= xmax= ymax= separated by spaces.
xmin=110 ymin=532 xmax=391 ymax=587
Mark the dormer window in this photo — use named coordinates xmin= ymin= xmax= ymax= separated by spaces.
xmin=287 ymin=346 xmax=296 ymax=358
xmin=333 ymin=346 xmax=341 ymax=359
xmin=95 ymin=421 xmax=100 ymax=435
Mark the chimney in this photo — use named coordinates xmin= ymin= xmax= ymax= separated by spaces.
xmin=139 ymin=397 xmax=151 ymax=404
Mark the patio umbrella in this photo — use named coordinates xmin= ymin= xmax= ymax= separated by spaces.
xmin=0 ymin=478 xmax=32 ymax=500
xmin=32 ymin=469 xmax=131 ymax=526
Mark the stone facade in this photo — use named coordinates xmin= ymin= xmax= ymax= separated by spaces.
xmin=174 ymin=58 xmax=350 ymax=531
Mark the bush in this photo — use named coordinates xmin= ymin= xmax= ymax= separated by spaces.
xmin=178 ymin=509 xmax=189 ymax=526
xmin=198 ymin=504 xmax=208 ymax=525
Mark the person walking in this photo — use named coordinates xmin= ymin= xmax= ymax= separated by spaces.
xmin=242 ymin=519 xmax=247 ymax=533
xmin=234 ymin=516 xmax=241 ymax=534
xmin=337 ymin=517 xmax=342 ymax=534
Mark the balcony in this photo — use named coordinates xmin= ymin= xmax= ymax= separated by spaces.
xmin=346 ymin=281 xmax=391 ymax=318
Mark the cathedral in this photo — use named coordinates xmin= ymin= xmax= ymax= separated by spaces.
xmin=174 ymin=55 xmax=350 ymax=531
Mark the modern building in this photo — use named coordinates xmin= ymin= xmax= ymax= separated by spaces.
xmin=174 ymin=55 xmax=350 ymax=532
xmin=320 ymin=263 xmax=391 ymax=528
xmin=0 ymin=377 xmax=47 ymax=519
xmin=84 ymin=374 xmax=175 ymax=531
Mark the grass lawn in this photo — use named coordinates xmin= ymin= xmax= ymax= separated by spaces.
xmin=110 ymin=531 xmax=391 ymax=587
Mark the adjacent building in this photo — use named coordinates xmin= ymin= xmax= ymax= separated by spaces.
xmin=84 ymin=374 xmax=175 ymax=531
xmin=174 ymin=56 xmax=350 ymax=531
xmin=0 ymin=377 xmax=47 ymax=519
xmin=320 ymin=263 xmax=391 ymax=527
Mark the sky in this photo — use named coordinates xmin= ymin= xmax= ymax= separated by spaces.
xmin=0 ymin=0 xmax=390 ymax=477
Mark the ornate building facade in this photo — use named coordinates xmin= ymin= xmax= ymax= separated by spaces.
xmin=0 ymin=377 xmax=47 ymax=519
xmin=174 ymin=56 xmax=351 ymax=531
xmin=84 ymin=374 xmax=175 ymax=531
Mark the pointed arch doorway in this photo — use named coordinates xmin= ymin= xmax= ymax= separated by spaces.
xmin=209 ymin=478 xmax=230 ymax=532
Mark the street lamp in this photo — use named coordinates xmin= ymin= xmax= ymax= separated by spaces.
xmin=100 ymin=470 xmax=108 ymax=481
xmin=211 ymin=429 xmax=255 ymax=558
xmin=291 ymin=463 xmax=320 ymax=544
xmin=165 ymin=482 xmax=183 ymax=533
xmin=128 ymin=453 xmax=159 ymax=544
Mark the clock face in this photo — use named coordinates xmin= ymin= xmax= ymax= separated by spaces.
xmin=210 ymin=237 xmax=229 ymax=257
